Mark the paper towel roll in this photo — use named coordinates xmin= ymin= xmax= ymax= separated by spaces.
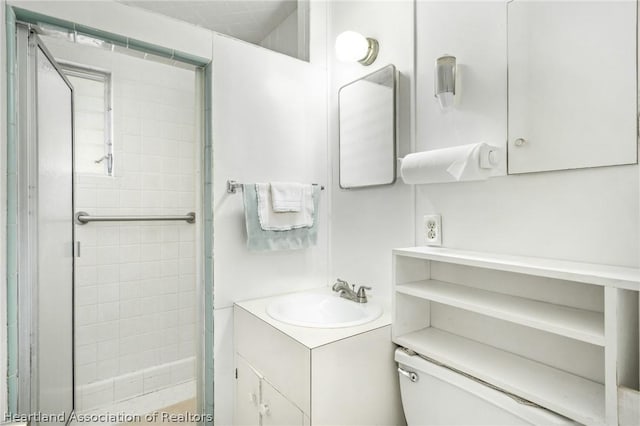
xmin=400 ymin=143 xmax=496 ymax=185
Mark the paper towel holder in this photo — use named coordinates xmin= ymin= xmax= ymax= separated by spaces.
xmin=480 ymin=145 xmax=500 ymax=169
xmin=398 ymin=145 xmax=500 ymax=171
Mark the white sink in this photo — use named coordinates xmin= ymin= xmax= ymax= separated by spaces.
xmin=266 ymin=291 xmax=383 ymax=328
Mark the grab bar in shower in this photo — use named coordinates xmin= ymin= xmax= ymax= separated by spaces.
xmin=226 ymin=179 xmax=325 ymax=194
xmin=75 ymin=211 xmax=196 ymax=225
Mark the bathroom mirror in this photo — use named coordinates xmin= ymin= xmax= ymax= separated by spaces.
xmin=507 ymin=0 xmax=638 ymax=174
xmin=339 ymin=64 xmax=397 ymax=189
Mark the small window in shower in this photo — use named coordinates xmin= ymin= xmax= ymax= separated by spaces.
xmin=61 ymin=64 xmax=113 ymax=176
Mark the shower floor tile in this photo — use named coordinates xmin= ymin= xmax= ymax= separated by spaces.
xmin=73 ymin=381 xmax=197 ymax=425
xmin=119 ymin=399 xmax=197 ymax=425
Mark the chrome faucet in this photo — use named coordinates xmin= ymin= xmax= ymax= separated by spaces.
xmin=332 ymin=278 xmax=371 ymax=303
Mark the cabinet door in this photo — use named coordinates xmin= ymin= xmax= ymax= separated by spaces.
xmin=261 ymin=379 xmax=305 ymax=426
xmin=507 ymin=0 xmax=637 ymax=173
xmin=235 ymin=356 xmax=261 ymax=426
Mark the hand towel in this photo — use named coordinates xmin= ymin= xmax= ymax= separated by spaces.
xmin=243 ymin=184 xmax=320 ymax=251
xmin=270 ymin=182 xmax=304 ymax=212
xmin=256 ymin=183 xmax=314 ymax=231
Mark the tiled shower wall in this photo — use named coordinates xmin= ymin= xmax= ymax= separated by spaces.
xmin=44 ymin=38 xmax=198 ymax=411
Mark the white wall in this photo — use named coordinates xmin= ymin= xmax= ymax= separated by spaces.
xmin=309 ymin=0 xmax=327 ymax=68
xmin=44 ymin=37 xmax=198 ymax=411
xmin=260 ymin=10 xmax=299 ymax=59
xmin=327 ymin=0 xmax=415 ymax=304
xmin=211 ymin=34 xmax=328 ymax=425
xmin=415 ymin=1 xmax=639 ymax=268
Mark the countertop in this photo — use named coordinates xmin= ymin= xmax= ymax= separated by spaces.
xmin=234 ymin=287 xmax=392 ymax=349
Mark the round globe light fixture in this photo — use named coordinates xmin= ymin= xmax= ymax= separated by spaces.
xmin=335 ymin=31 xmax=379 ymax=66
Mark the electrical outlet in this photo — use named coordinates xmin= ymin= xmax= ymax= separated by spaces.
xmin=424 ymin=214 xmax=442 ymax=246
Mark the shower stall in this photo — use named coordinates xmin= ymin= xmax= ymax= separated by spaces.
xmin=7 ymin=4 xmax=313 ymax=424
xmin=11 ymin=17 xmax=210 ymax=423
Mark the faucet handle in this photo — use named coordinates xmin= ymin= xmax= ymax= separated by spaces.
xmin=356 ymin=285 xmax=372 ymax=301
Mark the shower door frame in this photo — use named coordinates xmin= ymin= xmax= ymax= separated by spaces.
xmin=15 ymin=23 xmax=76 ymax=418
xmin=6 ymin=7 xmax=215 ymax=423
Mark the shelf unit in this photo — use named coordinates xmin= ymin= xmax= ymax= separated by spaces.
xmin=392 ymin=247 xmax=640 ymax=426
xmin=396 ymin=280 xmax=605 ymax=346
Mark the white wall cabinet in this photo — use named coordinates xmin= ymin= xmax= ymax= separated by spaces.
xmin=392 ymin=247 xmax=640 ymax=426
xmin=507 ymin=0 xmax=637 ymax=173
xmin=233 ymin=293 xmax=404 ymax=426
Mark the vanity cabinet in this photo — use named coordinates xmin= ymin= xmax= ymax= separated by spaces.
xmin=233 ymin=292 xmax=404 ymax=426
xmin=235 ymin=355 xmax=306 ymax=426
xmin=392 ymin=247 xmax=640 ymax=426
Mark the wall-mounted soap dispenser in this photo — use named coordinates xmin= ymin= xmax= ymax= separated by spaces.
xmin=434 ymin=55 xmax=456 ymax=109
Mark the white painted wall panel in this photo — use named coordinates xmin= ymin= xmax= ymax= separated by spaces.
xmin=212 ymin=33 xmax=328 ymax=426
xmin=416 ymin=0 xmax=507 ymax=176
xmin=328 ymin=0 xmax=415 ymax=305
xmin=212 ymin=34 xmax=328 ymax=310
xmin=415 ymin=1 xmax=639 ymax=267
xmin=260 ymin=10 xmax=299 ymax=59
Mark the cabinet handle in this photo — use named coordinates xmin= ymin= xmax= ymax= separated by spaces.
xmin=248 ymin=392 xmax=257 ymax=404
xmin=514 ymin=137 xmax=527 ymax=147
xmin=259 ymin=403 xmax=270 ymax=416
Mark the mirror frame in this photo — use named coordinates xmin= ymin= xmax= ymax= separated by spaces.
xmin=338 ymin=64 xmax=397 ymax=189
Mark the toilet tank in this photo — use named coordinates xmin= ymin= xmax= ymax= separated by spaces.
xmin=395 ymin=349 xmax=578 ymax=426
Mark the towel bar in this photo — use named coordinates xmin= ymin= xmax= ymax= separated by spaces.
xmin=226 ymin=180 xmax=325 ymax=194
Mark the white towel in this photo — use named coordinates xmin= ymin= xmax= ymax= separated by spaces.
xmin=256 ymin=183 xmax=315 ymax=231
xmin=270 ymin=182 xmax=304 ymax=212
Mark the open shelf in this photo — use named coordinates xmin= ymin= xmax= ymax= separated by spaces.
xmin=396 ymin=280 xmax=605 ymax=346
xmin=393 ymin=247 xmax=640 ymax=290
xmin=394 ymin=328 xmax=605 ymax=426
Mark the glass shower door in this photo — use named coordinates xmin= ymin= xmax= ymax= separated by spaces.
xmin=16 ymin=26 xmax=74 ymax=422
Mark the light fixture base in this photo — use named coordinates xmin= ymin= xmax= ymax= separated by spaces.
xmin=359 ymin=38 xmax=379 ymax=66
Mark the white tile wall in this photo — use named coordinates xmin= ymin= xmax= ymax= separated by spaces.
xmin=77 ymin=357 xmax=196 ymax=412
xmin=43 ymin=37 xmax=198 ymax=412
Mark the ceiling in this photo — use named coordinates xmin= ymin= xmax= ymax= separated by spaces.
xmin=120 ymin=0 xmax=298 ymax=43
